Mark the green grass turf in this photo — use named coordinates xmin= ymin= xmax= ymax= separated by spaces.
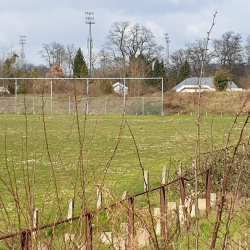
xmin=0 ymin=114 xmax=249 ymax=232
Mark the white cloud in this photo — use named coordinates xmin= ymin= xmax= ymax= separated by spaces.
xmin=0 ymin=0 xmax=249 ymax=65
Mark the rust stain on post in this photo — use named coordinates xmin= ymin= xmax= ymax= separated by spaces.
xmin=160 ymin=186 xmax=166 ymax=239
xmin=206 ymin=169 xmax=211 ymax=215
xmin=20 ymin=229 xmax=30 ymax=250
xmin=180 ymin=178 xmax=186 ymax=205
xmin=86 ymin=212 xmax=93 ymax=250
xmin=128 ymin=196 xmax=135 ymax=249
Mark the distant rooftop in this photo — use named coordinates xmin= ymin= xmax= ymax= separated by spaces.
xmin=172 ymin=77 xmax=240 ymax=92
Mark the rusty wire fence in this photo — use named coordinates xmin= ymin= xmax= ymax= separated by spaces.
xmin=1 ymin=141 xmax=250 ymax=250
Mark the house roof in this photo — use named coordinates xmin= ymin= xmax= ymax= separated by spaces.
xmin=172 ymin=77 xmax=239 ymax=91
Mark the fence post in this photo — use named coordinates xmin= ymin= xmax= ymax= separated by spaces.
xmin=15 ymin=79 xmax=17 ymax=114
xmin=160 ymin=187 xmax=166 ymax=239
xmin=105 ymin=97 xmax=107 ymax=115
xmin=160 ymin=166 xmax=167 ymax=239
xmin=68 ymin=198 xmax=74 ymax=220
xmin=97 ymin=186 xmax=102 ymax=209
xmin=20 ymin=229 xmax=30 ymax=250
xmin=33 ymin=209 xmax=38 ymax=238
xmin=161 ymin=78 xmax=164 ymax=116
xmin=69 ymin=97 xmax=71 ymax=115
xmin=144 ymin=171 xmax=149 ymax=191
xmin=180 ymin=178 xmax=185 ymax=205
xmin=33 ymin=97 xmax=35 ymax=115
xmin=50 ymin=80 xmax=53 ymax=114
xmin=206 ymin=169 xmax=211 ymax=215
xmin=87 ymin=98 xmax=89 ymax=115
xmin=87 ymin=79 xmax=89 ymax=95
xmin=128 ymin=196 xmax=134 ymax=250
xmin=142 ymin=97 xmax=145 ymax=115
xmin=86 ymin=212 xmax=93 ymax=250
xmin=123 ymin=79 xmax=126 ymax=115
xmin=179 ymin=163 xmax=185 ymax=205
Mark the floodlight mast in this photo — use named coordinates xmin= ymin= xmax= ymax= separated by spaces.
xmin=164 ymin=33 xmax=170 ymax=74
xmin=85 ymin=12 xmax=95 ymax=77
xmin=19 ymin=35 xmax=26 ymax=63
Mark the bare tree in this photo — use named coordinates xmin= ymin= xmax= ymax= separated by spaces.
xmin=244 ymin=35 xmax=250 ymax=64
xmin=213 ymin=31 xmax=244 ymax=66
xmin=184 ymin=39 xmax=214 ymax=76
xmin=65 ymin=44 xmax=77 ymax=76
xmin=101 ymin=21 xmax=163 ymax=71
xmin=38 ymin=42 xmax=66 ymax=68
xmin=38 ymin=42 xmax=78 ymax=76
xmin=170 ymin=48 xmax=186 ymax=74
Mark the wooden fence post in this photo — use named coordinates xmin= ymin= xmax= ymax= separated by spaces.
xmin=97 ymin=186 xmax=102 ymax=209
xmin=33 ymin=208 xmax=38 ymax=242
xmin=206 ymin=169 xmax=211 ymax=215
xmin=144 ymin=171 xmax=149 ymax=191
xmin=68 ymin=198 xmax=74 ymax=220
xmin=128 ymin=196 xmax=135 ymax=249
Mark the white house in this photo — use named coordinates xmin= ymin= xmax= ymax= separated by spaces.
xmin=0 ymin=87 xmax=10 ymax=94
xmin=172 ymin=77 xmax=242 ymax=92
xmin=113 ymin=82 xmax=128 ymax=95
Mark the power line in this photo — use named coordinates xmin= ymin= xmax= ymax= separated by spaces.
xmin=85 ymin=12 xmax=95 ymax=77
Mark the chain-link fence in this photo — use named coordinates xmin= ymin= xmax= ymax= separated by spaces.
xmin=0 ymin=77 xmax=164 ymax=115
xmin=0 ymin=96 xmax=162 ymax=115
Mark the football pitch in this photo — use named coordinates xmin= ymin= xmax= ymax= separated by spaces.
xmin=0 ymin=113 xmax=248 ymax=229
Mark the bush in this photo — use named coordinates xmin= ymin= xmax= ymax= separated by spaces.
xmin=213 ymin=70 xmax=231 ymax=91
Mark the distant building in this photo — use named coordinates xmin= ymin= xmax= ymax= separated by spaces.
xmin=0 ymin=87 xmax=10 ymax=94
xmin=113 ymin=82 xmax=128 ymax=95
xmin=172 ymin=77 xmax=242 ymax=92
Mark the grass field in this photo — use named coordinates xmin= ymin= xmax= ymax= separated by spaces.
xmin=0 ymin=113 xmax=250 ymax=248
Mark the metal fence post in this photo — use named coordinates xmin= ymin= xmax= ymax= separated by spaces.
xmin=142 ymin=97 xmax=145 ymax=115
xmin=87 ymin=98 xmax=89 ymax=115
xmin=160 ymin=186 xmax=166 ymax=239
xmin=161 ymin=78 xmax=164 ymax=116
xmin=206 ymin=169 xmax=211 ymax=215
xmin=180 ymin=178 xmax=186 ymax=205
xmin=51 ymin=80 xmax=53 ymax=114
xmin=86 ymin=212 xmax=93 ymax=250
xmin=69 ymin=97 xmax=71 ymax=115
xmin=105 ymin=97 xmax=107 ymax=115
xmin=87 ymin=79 xmax=89 ymax=95
xmin=20 ymin=229 xmax=30 ymax=250
xmin=15 ymin=79 xmax=17 ymax=114
xmin=123 ymin=79 xmax=126 ymax=115
xmin=128 ymin=196 xmax=134 ymax=249
xmin=33 ymin=97 xmax=35 ymax=115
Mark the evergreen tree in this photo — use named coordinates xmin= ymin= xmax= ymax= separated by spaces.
xmin=179 ymin=60 xmax=191 ymax=83
xmin=73 ymin=48 xmax=88 ymax=77
xmin=167 ymin=70 xmax=178 ymax=90
xmin=148 ymin=59 xmax=166 ymax=90
xmin=30 ymin=68 xmax=40 ymax=78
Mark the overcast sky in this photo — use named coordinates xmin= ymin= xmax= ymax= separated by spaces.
xmin=0 ymin=0 xmax=249 ymax=66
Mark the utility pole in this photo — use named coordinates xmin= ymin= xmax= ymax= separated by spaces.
xmin=164 ymin=33 xmax=170 ymax=74
xmin=85 ymin=12 xmax=95 ymax=77
xmin=19 ymin=35 xmax=26 ymax=63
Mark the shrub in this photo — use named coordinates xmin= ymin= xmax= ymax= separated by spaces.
xmin=213 ymin=70 xmax=231 ymax=91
